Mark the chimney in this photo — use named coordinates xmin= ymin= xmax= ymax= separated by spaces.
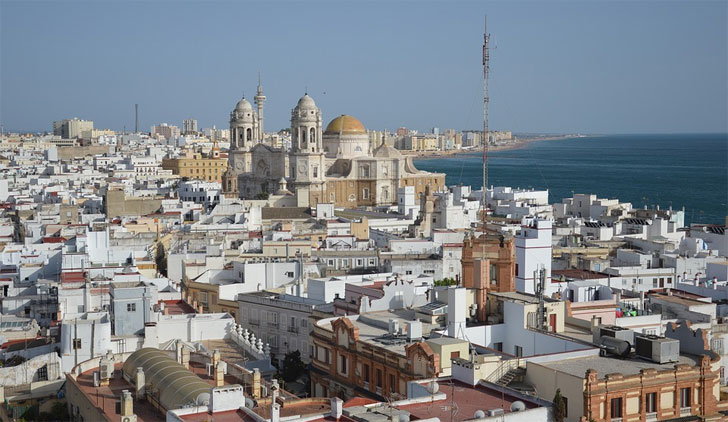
xmin=135 ymin=368 xmax=145 ymax=395
xmin=181 ymin=347 xmax=190 ymax=369
xmin=176 ymin=342 xmax=183 ymax=364
xmin=213 ymin=350 xmax=224 ymax=387
xmin=330 ymin=397 xmax=343 ymax=420
xmin=120 ymin=390 xmax=134 ymax=417
xmin=271 ymin=403 xmax=281 ymax=422
xmin=251 ymin=368 xmax=261 ymax=399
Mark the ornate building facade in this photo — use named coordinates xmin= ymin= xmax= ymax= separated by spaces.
xmin=222 ymin=85 xmax=445 ymax=207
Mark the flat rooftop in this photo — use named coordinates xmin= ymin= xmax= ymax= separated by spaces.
xmin=396 ymin=381 xmax=537 ymax=419
xmin=538 ymin=353 xmax=701 ymax=378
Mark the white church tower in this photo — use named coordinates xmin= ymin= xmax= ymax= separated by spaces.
xmin=290 ymin=93 xmax=326 ymax=207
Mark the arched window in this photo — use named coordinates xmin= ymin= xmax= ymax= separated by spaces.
xmin=301 ymin=128 xmax=307 ymax=148
xmin=246 ymin=128 xmax=252 ymax=142
xmin=348 ymin=194 xmax=356 ymax=202
xmin=309 ymin=127 xmax=316 ymax=147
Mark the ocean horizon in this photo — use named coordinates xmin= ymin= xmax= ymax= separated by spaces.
xmin=413 ymin=133 xmax=728 ymax=226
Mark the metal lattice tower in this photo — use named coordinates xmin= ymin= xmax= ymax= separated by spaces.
xmin=481 ymin=16 xmax=490 ymax=225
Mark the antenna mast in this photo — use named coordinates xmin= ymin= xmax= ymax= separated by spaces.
xmin=481 ymin=16 xmax=490 ymax=226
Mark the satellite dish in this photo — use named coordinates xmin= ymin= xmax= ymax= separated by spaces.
xmin=426 ymin=381 xmax=439 ymax=394
xmin=510 ymin=401 xmax=526 ymax=412
xmin=474 ymin=410 xmax=486 ymax=419
xmin=399 ymin=415 xmax=410 ymax=422
xmin=245 ymin=398 xmax=255 ymax=409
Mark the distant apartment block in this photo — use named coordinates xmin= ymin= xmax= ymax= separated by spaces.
xmin=183 ymin=118 xmax=198 ymax=134
xmin=151 ymin=122 xmax=181 ymax=140
xmin=52 ymin=118 xmax=93 ymax=139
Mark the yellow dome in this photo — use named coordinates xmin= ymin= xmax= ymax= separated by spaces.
xmin=324 ymin=115 xmax=366 ymax=135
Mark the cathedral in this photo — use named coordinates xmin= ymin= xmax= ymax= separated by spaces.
xmin=222 ymin=81 xmax=445 ymax=208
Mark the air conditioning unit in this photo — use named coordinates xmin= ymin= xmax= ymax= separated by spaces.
xmin=121 ymin=416 xmax=137 ymax=422
xmin=99 ymin=361 xmax=113 ymax=380
xmin=593 ymin=325 xmax=634 ymax=346
xmin=486 ymin=409 xmax=504 ymax=417
xmin=635 ymin=335 xmax=679 ymax=364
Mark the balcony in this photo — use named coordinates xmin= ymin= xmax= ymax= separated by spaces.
xmin=268 ymin=321 xmax=279 ymax=328
xmin=363 ymin=381 xmax=369 ymax=390
xmin=645 ymin=413 xmax=657 ymax=422
xmin=249 ymin=319 xmax=260 ymax=326
xmin=680 ymin=407 xmax=691 ymax=416
xmin=287 ymin=326 xmax=298 ymax=333
xmin=610 ymin=418 xmax=622 ymax=422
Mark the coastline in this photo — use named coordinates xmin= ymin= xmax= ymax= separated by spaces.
xmin=404 ymin=135 xmax=581 ymax=159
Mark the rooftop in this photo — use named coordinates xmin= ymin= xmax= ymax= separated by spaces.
xmin=396 ymin=381 xmax=536 ymax=420
xmin=538 ymin=353 xmax=701 ymax=378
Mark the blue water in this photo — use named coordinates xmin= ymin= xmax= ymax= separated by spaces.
xmin=414 ymin=134 xmax=728 ymax=226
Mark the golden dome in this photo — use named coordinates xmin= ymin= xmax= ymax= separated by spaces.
xmin=324 ymin=115 xmax=366 ymax=135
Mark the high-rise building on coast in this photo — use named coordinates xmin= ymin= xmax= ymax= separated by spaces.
xmin=182 ymin=118 xmax=198 ymax=135
xmin=151 ymin=123 xmax=181 ymax=140
xmin=53 ymin=118 xmax=93 ymax=139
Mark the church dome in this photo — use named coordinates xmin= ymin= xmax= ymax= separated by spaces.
xmin=324 ymin=115 xmax=366 ymax=135
xmin=295 ymin=94 xmax=317 ymax=110
xmin=235 ymin=97 xmax=253 ymax=112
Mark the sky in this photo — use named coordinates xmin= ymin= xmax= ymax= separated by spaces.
xmin=1 ymin=1 xmax=726 ymax=134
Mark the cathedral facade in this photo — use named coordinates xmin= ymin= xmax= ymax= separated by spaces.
xmin=222 ymin=86 xmax=445 ymax=208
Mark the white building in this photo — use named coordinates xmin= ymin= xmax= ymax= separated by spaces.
xmin=515 ymin=219 xmax=554 ymax=296
xmin=178 ymin=180 xmax=222 ymax=210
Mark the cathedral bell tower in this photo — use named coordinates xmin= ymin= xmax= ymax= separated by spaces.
xmin=290 ymin=93 xmax=326 ymax=207
xmin=228 ymin=96 xmax=258 ymax=175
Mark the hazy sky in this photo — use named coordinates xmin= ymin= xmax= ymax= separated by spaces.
xmin=1 ymin=1 xmax=726 ymax=134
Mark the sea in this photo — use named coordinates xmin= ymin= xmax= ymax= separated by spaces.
xmin=413 ymin=134 xmax=728 ymax=226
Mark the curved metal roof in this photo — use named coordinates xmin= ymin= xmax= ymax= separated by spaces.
xmin=122 ymin=348 xmax=211 ymax=411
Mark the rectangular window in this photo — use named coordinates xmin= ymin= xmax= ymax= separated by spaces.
xmin=406 ymin=270 xmax=412 ymax=275
xmin=610 ymin=397 xmax=623 ymax=418
xmin=363 ymin=188 xmax=369 ymax=200
xmin=514 ymin=345 xmax=523 ymax=357
xmin=653 ymin=278 xmax=658 ymax=288
xmin=363 ymin=364 xmax=370 ymax=382
xmin=376 ymin=369 xmax=382 ymax=388
xmin=450 ymin=351 xmax=460 ymax=360
xmin=389 ymin=374 xmax=396 ymax=393
xmin=645 ymin=392 xmax=657 ymax=413
xmin=37 ymin=365 xmax=48 ymax=381
xmin=127 ymin=303 xmax=136 ymax=312
xmin=490 ymin=263 xmax=497 ymax=285
xmin=680 ymin=387 xmax=691 ymax=408
xmin=73 ymin=338 xmax=82 ymax=350
xmin=494 ymin=342 xmax=503 ymax=352
xmin=340 ymin=355 xmax=348 ymax=375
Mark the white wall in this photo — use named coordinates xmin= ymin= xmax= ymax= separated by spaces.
xmin=515 ymin=219 xmax=553 ymax=296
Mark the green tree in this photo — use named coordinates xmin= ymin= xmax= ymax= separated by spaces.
xmin=552 ymin=388 xmax=566 ymax=422
xmin=255 ymin=192 xmax=270 ymax=200
xmin=280 ymin=350 xmax=306 ymax=383
xmin=434 ymin=278 xmax=457 ymax=287
xmin=155 ymin=242 xmax=168 ymax=277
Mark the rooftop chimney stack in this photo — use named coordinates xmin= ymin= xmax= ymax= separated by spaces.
xmin=121 ymin=390 xmax=134 ymax=417
xmin=331 ymin=397 xmax=343 ymax=420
